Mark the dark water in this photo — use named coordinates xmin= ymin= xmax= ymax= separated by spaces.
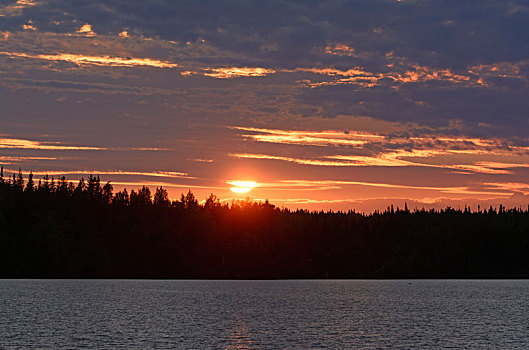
xmin=1 ymin=280 xmax=529 ymax=349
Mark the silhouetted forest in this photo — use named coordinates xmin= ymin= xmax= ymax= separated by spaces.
xmin=1 ymin=168 xmax=529 ymax=279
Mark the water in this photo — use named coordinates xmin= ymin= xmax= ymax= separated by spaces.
xmin=1 ymin=280 xmax=529 ymax=349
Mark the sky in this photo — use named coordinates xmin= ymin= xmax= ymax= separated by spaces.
xmin=2 ymin=0 xmax=529 ymax=212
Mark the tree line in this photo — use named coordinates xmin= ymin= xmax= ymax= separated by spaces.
xmin=1 ymin=168 xmax=529 ymax=278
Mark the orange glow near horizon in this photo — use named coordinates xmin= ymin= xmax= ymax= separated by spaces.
xmin=228 ymin=180 xmax=257 ymax=194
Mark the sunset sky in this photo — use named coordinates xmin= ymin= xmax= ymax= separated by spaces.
xmin=2 ymin=0 xmax=529 ymax=211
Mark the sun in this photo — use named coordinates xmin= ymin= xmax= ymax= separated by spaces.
xmin=228 ymin=180 xmax=257 ymax=194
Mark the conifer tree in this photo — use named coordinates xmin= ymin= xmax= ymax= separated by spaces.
xmin=154 ymin=187 xmax=169 ymax=206
xmin=25 ymin=172 xmax=34 ymax=192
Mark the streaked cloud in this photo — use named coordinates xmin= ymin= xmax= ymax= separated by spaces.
xmin=203 ymin=67 xmax=275 ymax=79
xmin=451 ymin=162 xmax=529 ymax=175
xmin=258 ymin=179 xmax=508 ymax=196
xmin=297 ymin=65 xmax=481 ymax=89
xmin=21 ymin=170 xmax=190 ymax=178
xmin=0 ymin=51 xmax=177 ymax=68
xmin=0 ymin=156 xmax=57 ymax=164
xmin=325 ymin=154 xmax=419 ymax=167
xmin=231 ymin=151 xmax=444 ymax=170
xmin=0 ymin=77 xmax=180 ymax=96
xmin=231 ymin=126 xmax=381 ymax=147
xmin=111 ymin=181 xmax=224 ymax=191
xmin=0 ymin=0 xmax=39 ymax=17
xmin=5 ymin=169 xmax=192 ymax=181
xmin=469 ymin=61 xmax=528 ymax=81
xmin=123 ymin=147 xmax=172 ymax=151
xmin=483 ymin=182 xmax=529 ymax=195
xmin=0 ymin=138 xmax=104 ymax=150
xmin=232 ymin=147 xmax=529 ymax=176
xmin=230 ymin=153 xmax=358 ymax=167
xmin=231 ymin=124 xmax=529 ymax=174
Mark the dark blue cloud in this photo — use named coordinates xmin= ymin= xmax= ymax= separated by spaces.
xmin=5 ymin=0 xmax=528 ymax=65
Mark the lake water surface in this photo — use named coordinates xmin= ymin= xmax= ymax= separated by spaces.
xmin=1 ymin=280 xmax=528 ymax=349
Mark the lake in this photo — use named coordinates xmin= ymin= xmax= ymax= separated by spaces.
xmin=1 ymin=280 xmax=528 ymax=349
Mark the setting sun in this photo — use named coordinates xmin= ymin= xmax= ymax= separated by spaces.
xmin=228 ymin=180 xmax=257 ymax=194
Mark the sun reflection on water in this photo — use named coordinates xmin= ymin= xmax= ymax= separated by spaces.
xmin=224 ymin=322 xmax=253 ymax=350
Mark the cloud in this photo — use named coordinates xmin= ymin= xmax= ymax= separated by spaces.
xmin=257 ymin=179 xmax=509 ymax=196
xmin=76 ymin=24 xmax=95 ymax=37
xmin=231 ymin=124 xmax=529 ymax=174
xmin=296 ymin=64 xmax=481 ymax=89
xmin=231 ymin=126 xmax=381 ymax=147
xmin=0 ymin=0 xmax=39 ymax=17
xmin=230 ymin=153 xmax=358 ymax=167
xmin=483 ymin=182 xmax=529 ymax=195
xmin=22 ymin=20 xmax=36 ymax=31
xmin=0 ymin=156 xmax=57 ymax=164
xmin=325 ymin=43 xmax=356 ymax=57
xmin=9 ymin=169 xmax=190 ymax=179
xmin=0 ymin=137 xmax=104 ymax=150
xmin=110 ymin=181 xmax=223 ymax=191
xmin=0 ymin=51 xmax=177 ymax=68
xmin=0 ymin=77 xmax=182 ymax=96
xmin=450 ymin=162 xmax=529 ymax=175
xmin=203 ymin=67 xmax=275 ymax=79
xmin=233 ymin=148 xmax=529 ymax=175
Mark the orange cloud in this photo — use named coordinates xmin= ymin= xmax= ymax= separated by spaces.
xmin=0 ymin=0 xmax=39 ymax=17
xmin=258 ymin=179 xmax=509 ymax=196
xmin=297 ymin=64 xmax=482 ymax=88
xmin=0 ymin=156 xmax=57 ymax=164
xmin=234 ymin=149 xmax=529 ymax=174
xmin=231 ymin=125 xmax=529 ymax=175
xmin=0 ymin=51 xmax=178 ymax=68
xmin=469 ymin=61 xmax=527 ymax=80
xmin=77 ymin=24 xmax=96 ymax=37
xmin=230 ymin=153 xmax=361 ymax=166
xmin=326 ymin=154 xmax=414 ymax=167
xmin=22 ymin=20 xmax=36 ymax=31
xmin=203 ymin=67 xmax=275 ymax=78
xmin=233 ymin=126 xmax=511 ymax=153
xmin=295 ymin=67 xmax=371 ymax=77
xmin=450 ymin=161 xmax=529 ymax=175
xmin=231 ymin=126 xmax=382 ymax=147
xmin=325 ymin=44 xmax=356 ymax=56
xmin=13 ymin=170 xmax=190 ymax=179
xmin=483 ymin=182 xmax=529 ymax=195
xmin=231 ymin=152 xmax=469 ymax=172
xmin=0 ymin=138 xmax=104 ymax=150
xmin=391 ymin=65 xmax=472 ymax=84
xmin=124 ymin=147 xmax=171 ymax=151
xmin=111 ymin=181 xmax=223 ymax=191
